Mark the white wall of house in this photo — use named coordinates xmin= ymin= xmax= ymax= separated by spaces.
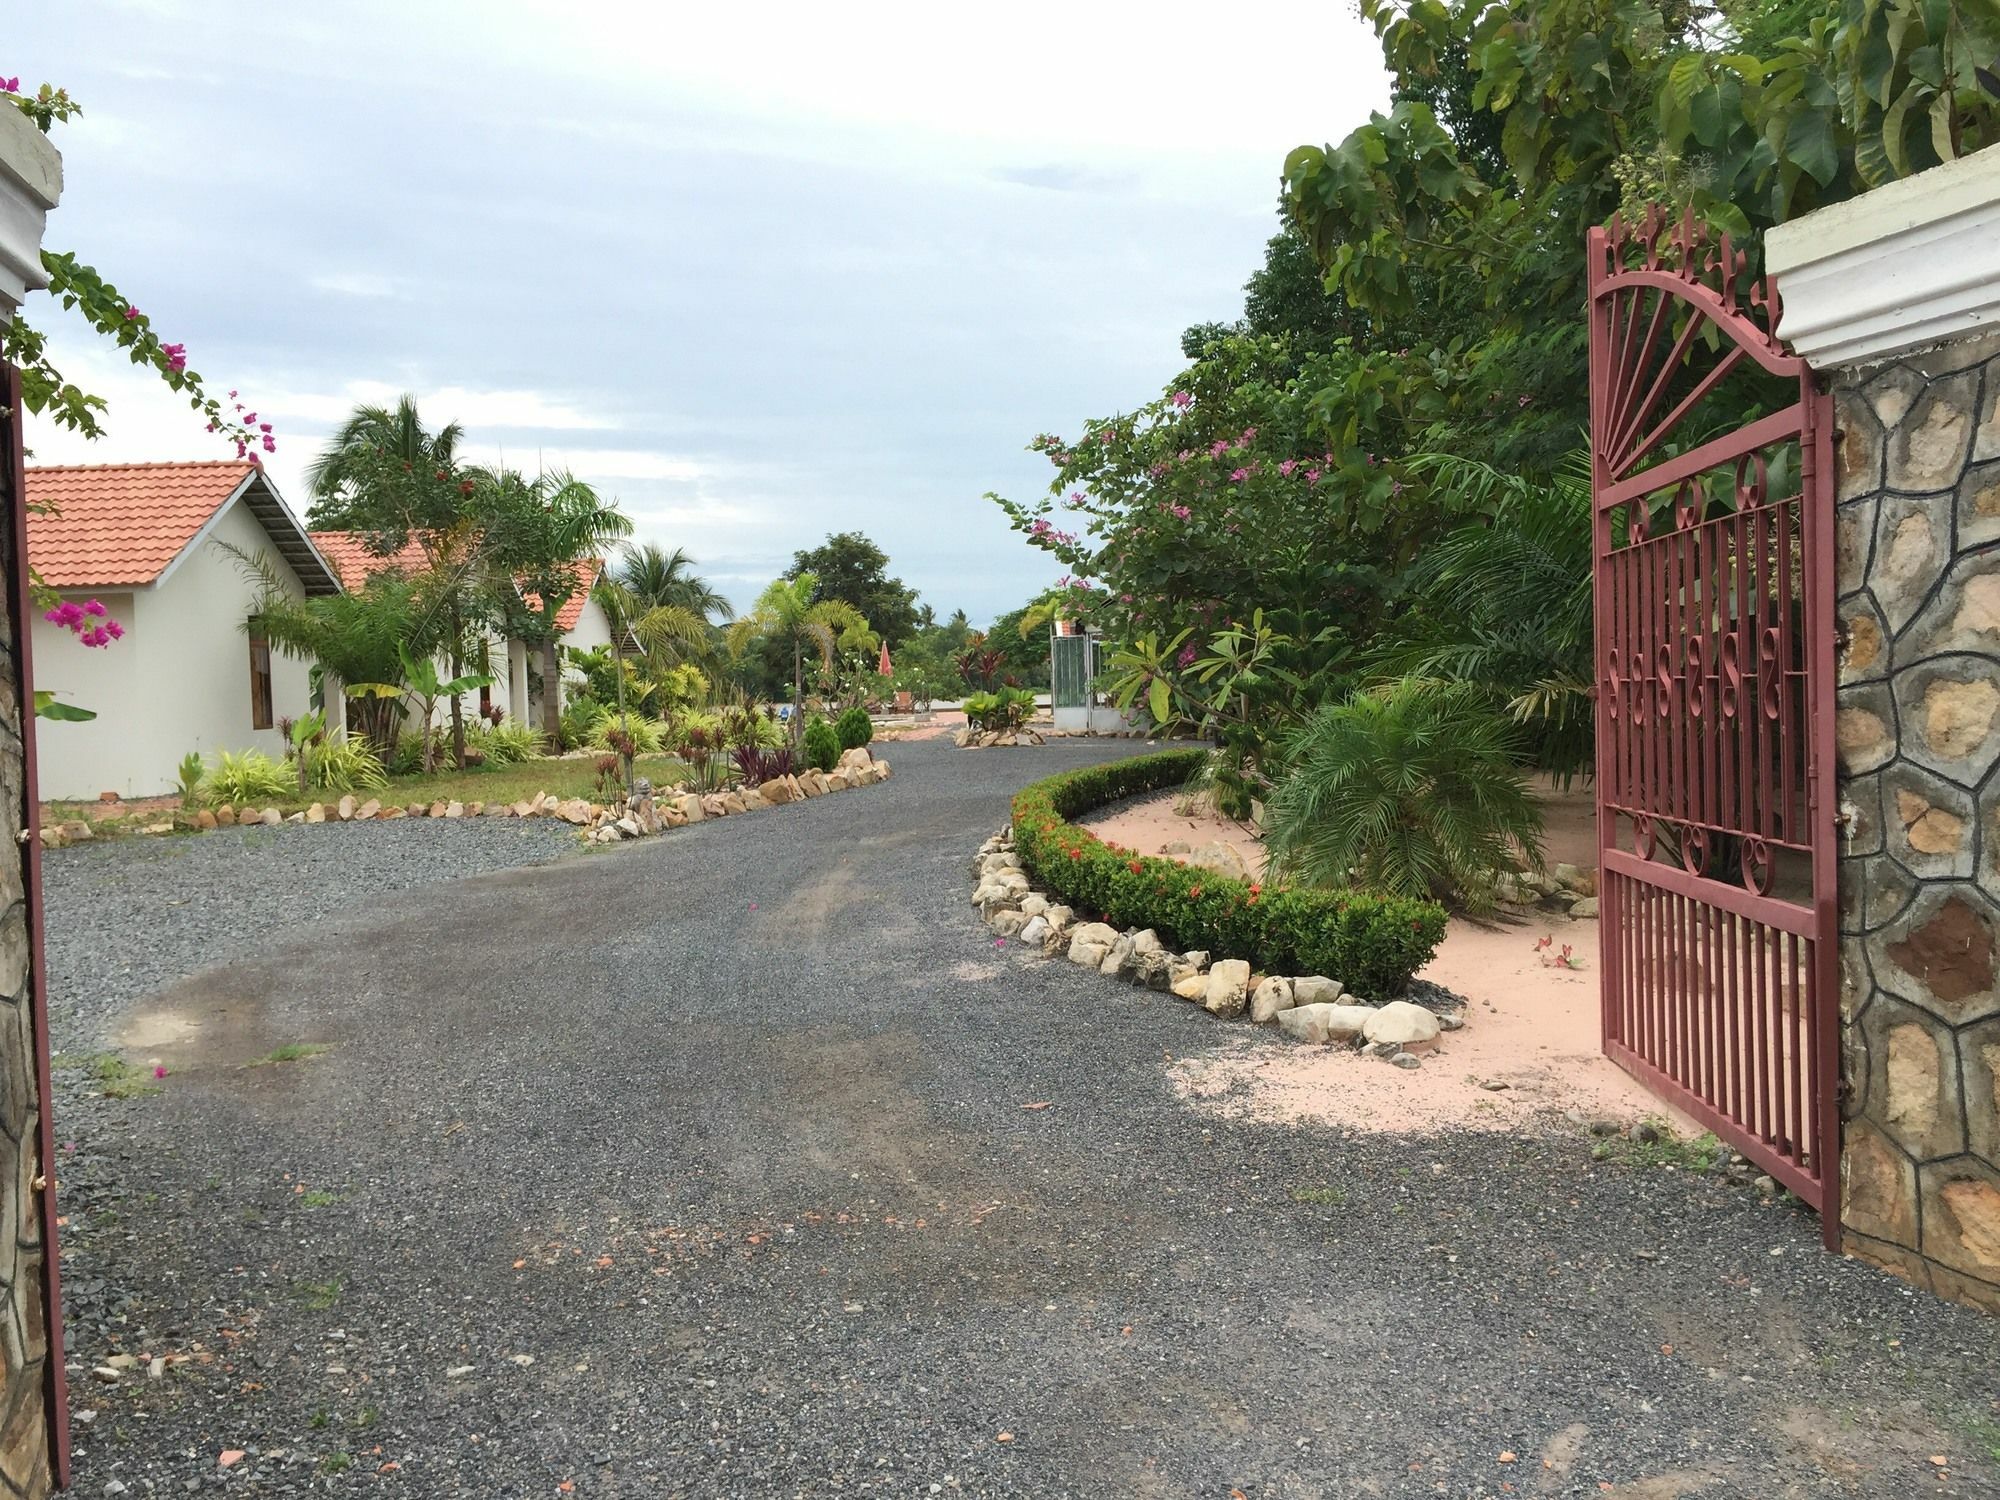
xmin=32 ymin=501 xmax=314 ymax=801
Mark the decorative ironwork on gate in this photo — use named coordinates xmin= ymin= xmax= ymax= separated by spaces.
xmin=1587 ymin=207 xmax=1841 ymax=1243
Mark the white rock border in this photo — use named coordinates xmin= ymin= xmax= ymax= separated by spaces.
xmin=972 ymin=826 xmax=1463 ymax=1067
xmin=41 ymin=747 xmax=892 ymax=849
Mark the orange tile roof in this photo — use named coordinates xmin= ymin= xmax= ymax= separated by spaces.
xmin=308 ymin=530 xmax=430 ymax=589
xmin=548 ymin=558 xmax=602 ymax=634
xmin=25 ymin=461 xmax=260 ymax=588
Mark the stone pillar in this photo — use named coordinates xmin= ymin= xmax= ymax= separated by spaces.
xmin=1769 ymin=148 xmax=2000 ymax=1314
xmin=0 ymin=103 xmax=63 ymax=1494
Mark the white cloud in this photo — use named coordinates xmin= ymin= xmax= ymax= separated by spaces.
xmin=262 ymin=382 xmax=617 ymax=433
xmin=309 ymin=272 xmax=400 ymax=299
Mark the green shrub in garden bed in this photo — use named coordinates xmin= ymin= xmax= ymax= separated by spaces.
xmin=1009 ymin=751 xmax=1447 ymax=998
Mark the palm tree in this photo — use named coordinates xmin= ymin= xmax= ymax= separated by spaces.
xmin=617 ymin=543 xmax=733 ymax=622
xmin=305 ymin=395 xmax=490 ymax=764
xmin=482 ymin=467 xmax=634 ymax=742
xmin=724 ymin=572 xmax=868 ymax=742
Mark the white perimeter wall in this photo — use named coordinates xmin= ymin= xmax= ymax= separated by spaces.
xmin=32 ymin=500 xmax=313 ymax=801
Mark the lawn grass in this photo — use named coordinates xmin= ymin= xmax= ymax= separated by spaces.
xmin=52 ymin=1051 xmax=159 ymax=1099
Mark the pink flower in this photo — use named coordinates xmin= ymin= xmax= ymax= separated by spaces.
xmin=153 ymin=1066 xmax=166 ymax=1079
xmin=1241 ymin=427 xmax=1257 ymax=442
xmin=105 ymin=621 xmax=124 ymax=640
xmin=1278 ymin=459 xmax=1297 ymax=477
xmin=162 ymin=343 xmax=187 ymax=372
xmin=1229 ymin=468 xmax=1248 ymax=483
xmin=83 ymin=600 xmax=105 ymax=617
xmin=123 ymin=306 xmax=140 ymax=321
xmin=1305 ymin=467 xmax=1322 ymax=486
xmin=0 ymin=79 xmax=18 ymax=94
xmin=1209 ymin=439 xmax=1229 ymax=457
xmin=1170 ymin=504 xmax=1190 ymax=520
xmin=1518 ymin=394 xmax=1533 ymax=407
xmin=1170 ymin=390 xmax=1192 ymax=407
xmin=261 ymin=435 xmax=276 ymax=453
xmin=242 ymin=411 xmax=257 ymax=424
xmin=1176 ymin=646 xmax=1197 ymax=667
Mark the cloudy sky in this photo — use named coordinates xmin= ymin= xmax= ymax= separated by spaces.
xmin=17 ymin=1 xmax=1387 ymax=624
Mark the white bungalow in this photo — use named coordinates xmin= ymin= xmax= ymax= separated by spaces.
xmin=25 ymin=460 xmax=341 ymax=801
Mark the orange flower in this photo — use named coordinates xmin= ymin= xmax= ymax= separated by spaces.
xmin=1188 ymin=885 xmax=1203 ymax=899
xmin=1128 ymin=859 xmax=1143 ymax=875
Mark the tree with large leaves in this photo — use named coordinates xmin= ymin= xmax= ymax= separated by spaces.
xmin=618 ymin=543 xmax=734 ymax=623
xmin=785 ymin=532 xmax=919 ymax=646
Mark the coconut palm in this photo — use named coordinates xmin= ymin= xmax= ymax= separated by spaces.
xmin=724 ymin=573 xmax=869 ymax=742
xmin=617 ymin=543 xmax=733 ymax=623
xmin=481 ymin=467 xmax=634 ymax=741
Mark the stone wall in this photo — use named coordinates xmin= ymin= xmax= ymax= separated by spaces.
xmin=1835 ymin=327 xmax=2000 ymax=1313
xmin=0 ymin=388 xmax=51 ymax=1495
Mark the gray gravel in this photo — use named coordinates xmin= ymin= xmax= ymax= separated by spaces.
xmin=43 ymin=817 xmax=577 ymax=1050
xmin=46 ymin=739 xmax=2000 ymax=1497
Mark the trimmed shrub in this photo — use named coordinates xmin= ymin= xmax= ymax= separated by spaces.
xmin=802 ymin=715 xmax=841 ymax=773
xmin=965 ymin=687 xmax=1035 ymax=733
xmin=1010 ymin=751 xmax=1447 ymax=999
xmin=835 ymin=705 xmax=873 ymax=752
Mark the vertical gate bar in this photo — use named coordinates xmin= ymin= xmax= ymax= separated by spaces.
xmin=1734 ymin=505 xmax=1754 ymax=838
xmin=1788 ymin=929 xmax=1806 ymax=1165
xmin=1805 ymin=383 xmax=1842 ymax=1240
xmin=1777 ymin=493 xmax=1798 ymax=846
xmin=5 ymin=362 xmax=71 ymax=1488
xmin=1754 ymin=920 xmax=1772 ymax=1144
xmin=1725 ymin=908 xmax=1741 ymax=1123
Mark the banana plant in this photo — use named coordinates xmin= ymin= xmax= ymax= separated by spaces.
xmin=348 ymin=644 xmax=495 ymax=774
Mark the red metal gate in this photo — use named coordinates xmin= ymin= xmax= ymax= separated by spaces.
xmin=1587 ymin=208 xmax=1840 ymax=1244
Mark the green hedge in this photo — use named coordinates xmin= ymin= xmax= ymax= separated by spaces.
xmin=1009 ymin=751 xmax=1447 ymax=998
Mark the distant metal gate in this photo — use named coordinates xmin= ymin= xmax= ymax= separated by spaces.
xmin=1587 ymin=209 xmax=1840 ymax=1242
xmin=1050 ymin=630 xmax=1091 ymax=711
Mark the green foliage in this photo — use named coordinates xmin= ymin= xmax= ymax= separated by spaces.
xmin=302 ymin=734 xmax=389 ymax=794
xmin=1011 ymin=751 xmax=1447 ymax=998
xmin=835 ymin=705 xmax=874 ymax=751
xmin=467 ymin=717 xmax=544 ymax=765
xmin=32 ymin=691 xmax=95 ymax=723
xmin=175 ymin=751 xmax=205 ymax=809
xmin=584 ymin=709 xmax=665 ymax=755
xmin=1376 ymin=451 xmax=1595 ymax=778
xmin=801 ymin=715 xmax=841 ymax=773
xmin=1263 ymin=678 xmax=1544 ymax=909
xmin=201 ymin=749 xmax=296 ymax=807
xmin=786 ymin=531 xmax=920 ymax=644
xmin=964 ymin=687 xmax=1037 ymax=733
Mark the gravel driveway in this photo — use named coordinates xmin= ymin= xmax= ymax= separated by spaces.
xmin=47 ymin=740 xmax=2000 ymax=1496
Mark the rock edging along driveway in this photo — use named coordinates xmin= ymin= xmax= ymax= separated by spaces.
xmin=40 ymin=748 xmax=892 ymax=850
xmin=971 ymin=825 xmax=1462 ymax=1069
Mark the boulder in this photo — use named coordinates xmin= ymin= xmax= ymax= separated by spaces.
xmin=337 ymin=795 xmax=357 ymax=821
xmin=838 ymin=746 xmax=873 ymax=772
xmin=798 ymin=772 xmax=824 ymax=797
xmin=1019 ymin=894 xmax=1048 ymax=919
xmin=721 ymin=792 xmax=748 ymax=814
xmin=1570 ymin=896 xmax=1600 ymax=919
xmin=1277 ymin=1003 xmax=1375 ymax=1044
xmin=259 ymin=807 xmax=282 ymax=826
xmin=468 ymin=801 xmax=485 ymax=817
xmin=678 ymin=794 xmax=705 ymax=823
xmin=214 ymin=805 xmax=237 ymax=827
xmin=1128 ymin=929 xmax=1163 ymax=955
xmin=444 ymin=801 xmax=465 ymax=819
xmin=1042 ymin=905 xmax=1074 ymax=933
xmin=1203 ymin=959 xmax=1251 ymax=1019
xmin=511 ymin=800 xmax=534 ymax=818
xmin=990 ymin=909 xmax=1028 ymax=938
xmin=1249 ymin=976 xmax=1295 ymax=1024
xmin=142 ymin=821 xmax=174 ymax=835
xmin=194 ymin=809 xmax=218 ymax=831
xmin=1068 ymin=921 xmax=1118 ymax=949
xmin=1361 ymin=1000 xmax=1442 ymax=1051
xmin=761 ymin=779 xmax=795 ymax=806
xmin=874 ymin=759 xmax=891 ymax=780
xmin=60 ymin=820 xmax=92 ymax=842
xmin=615 ymin=815 xmax=642 ymax=838
xmin=1134 ymin=950 xmax=1175 ymax=990
xmin=1099 ymin=934 xmax=1137 ymax=979
xmin=1552 ymin=862 xmax=1585 ymax=890
xmin=702 ymin=794 xmax=728 ymax=818
xmin=357 ymin=798 xmax=381 ymax=821
xmin=1019 ymin=915 xmax=1050 ymax=948
xmin=382 ymin=807 xmax=407 ymax=819
xmin=37 ymin=828 xmax=62 ymax=850
xmin=1291 ymin=976 xmax=1344 ymax=1007
xmin=305 ymin=803 xmax=326 ymax=824
xmin=1188 ymin=841 xmax=1253 ymax=880
xmin=1170 ymin=972 xmax=1211 ymax=1001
